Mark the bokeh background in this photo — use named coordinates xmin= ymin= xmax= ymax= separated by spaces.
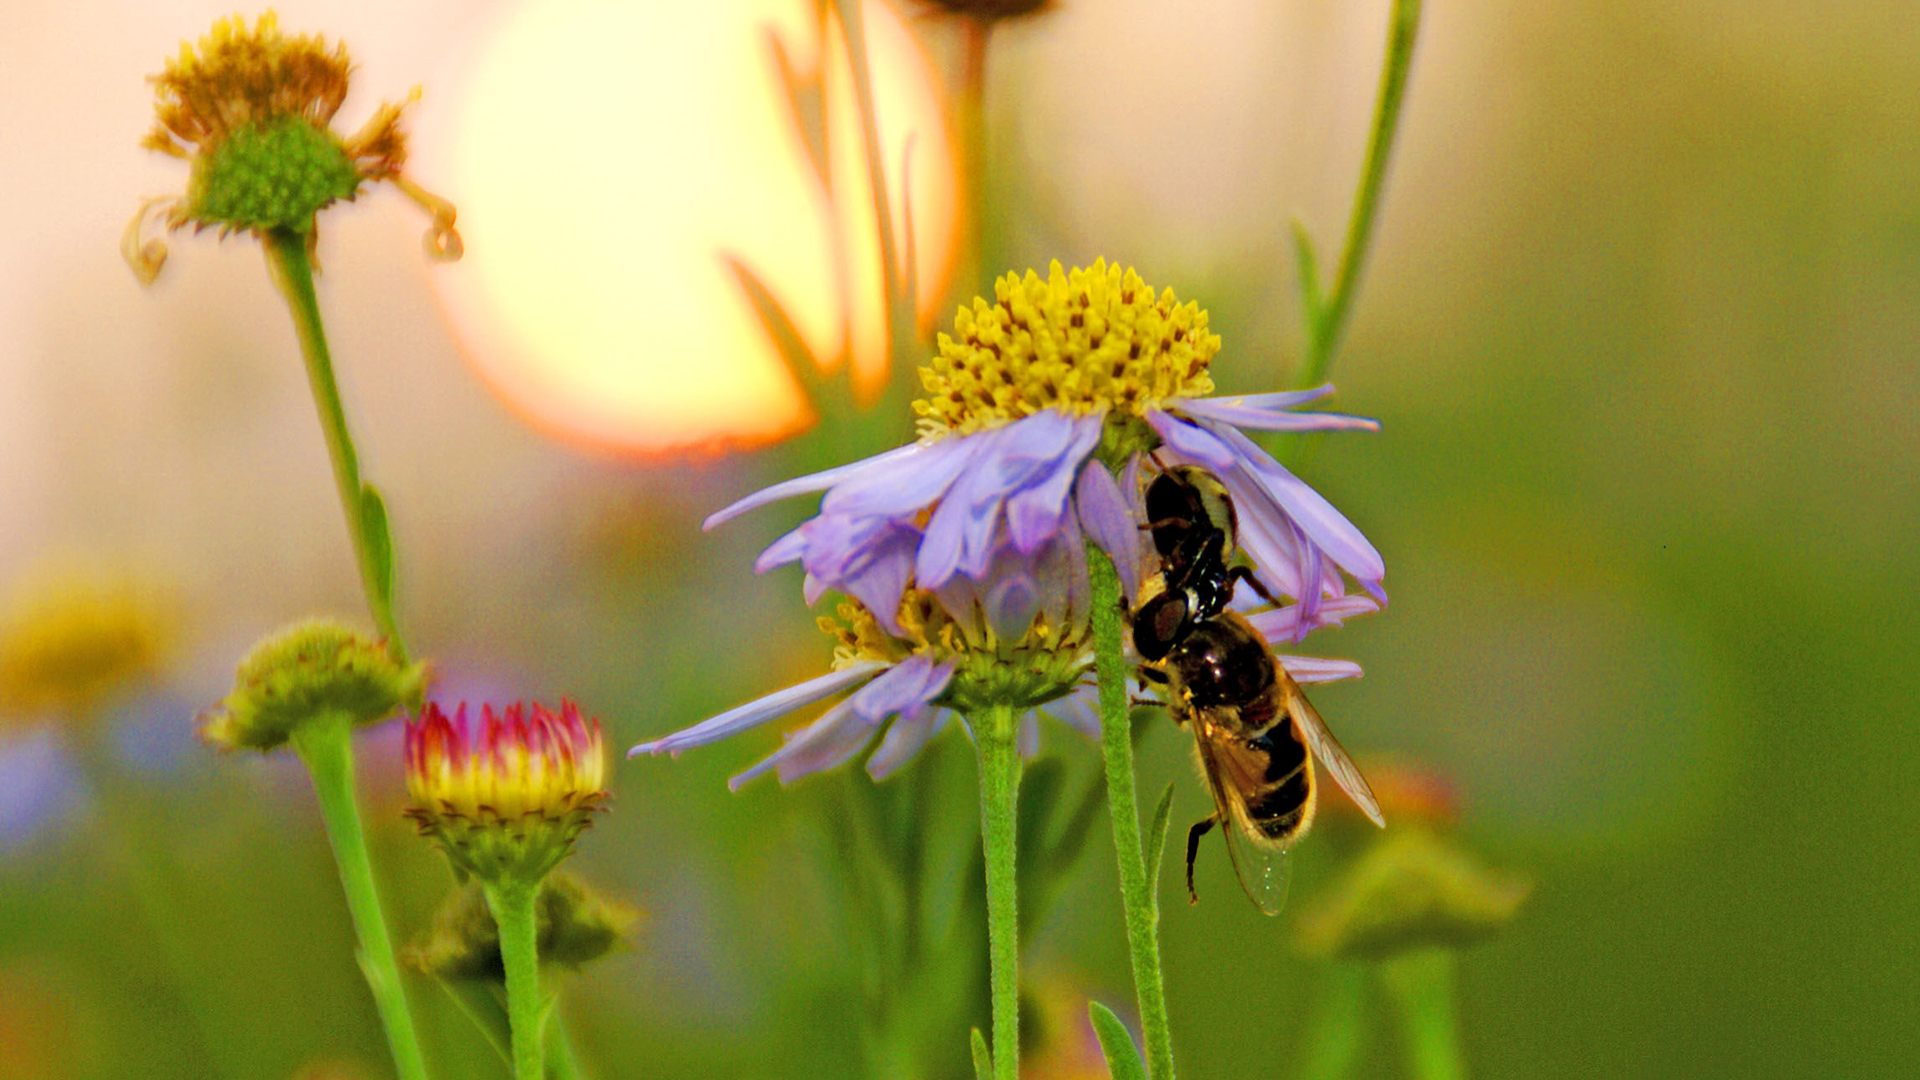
xmin=2 ymin=0 xmax=1916 ymax=1077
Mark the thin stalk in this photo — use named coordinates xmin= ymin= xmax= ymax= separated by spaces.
xmin=289 ymin=717 xmax=431 ymax=1080
xmin=1088 ymin=546 xmax=1177 ymax=1079
xmin=831 ymin=0 xmax=910 ymax=363
xmin=261 ymin=227 xmax=409 ymax=664
xmin=1296 ymin=0 xmax=1425 ymax=390
xmin=484 ymin=880 xmax=546 ymax=1080
xmin=1379 ymin=950 xmax=1467 ymax=1080
xmin=1297 ymin=962 xmax=1369 ymax=1080
xmin=973 ymin=701 xmax=1023 ymax=1080
xmin=547 ymin=1013 xmax=589 ymax=1080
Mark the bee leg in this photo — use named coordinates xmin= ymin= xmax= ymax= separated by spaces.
xmin=1185 ymin=815 xmax=1218 ymax=904
xmin=1226 ymin=565 xmax=1280 ymax=607
xmin=1136 ymin=665 xmax=1170 ymax=685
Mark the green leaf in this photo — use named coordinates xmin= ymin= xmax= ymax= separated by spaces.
xmin=359 ymin=482 xmax=395 ymax=611
xmin=1291 ymin=217 xmax=1326 ymax=331
xmin=1089 ymin=1001 xmax=1148 ymax=1080
xmin=970 ymin=1027 xmax=993 ymax=1080
xmin=1145 ymin=781 xmax=1176 ymax=893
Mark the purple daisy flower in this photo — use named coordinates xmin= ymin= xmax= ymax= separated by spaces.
xmin=631 ymin=261 xmax=1384 ymax=784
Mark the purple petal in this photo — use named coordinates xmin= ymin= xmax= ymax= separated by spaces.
xmin=1047 ymin=688 xmax=1102 ymax=741
xmin=849 ymin=655 xmax=953 ymax=723
xmin=867 ymin=705 xmax=949 ymax=780
xmin=1206 ymin=420 xmax=1386 ymax=589
xmin=704 ymin=441 xmax=925 ymax=530
xmin=728 ymin=697 xmax=864 ymax=788
xmin=1179 ymin=397 xmax=1379 ymax=433
xmin=1278 ymin=656 xmax=1363 ymax=684
xmin=630 ymin=661 xmax=886 ymax=756
xmin=918 ymin=434 xmax=1012 ymax=588
xmin=753 ymin=524 xmax=809 ymax=573
xmin=985 ymin=575 xmax=1040 ymax=641
xmin=1200 ymin=385 xmax=1338 ymax=410
xmin=1146 ymin=411 xmax=1237 ymax=470
xmin=1004 ymin=414 xmax=1105 ymax=552
xmin=1074 ymin=462 xmax=1142 ymax=605
xmin=821 ymin=435 xmax=977 ymax=518
xmin=1245 ymin=594 xmax=1380 ymax=642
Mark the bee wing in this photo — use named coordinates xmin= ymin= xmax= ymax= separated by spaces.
xmin=1284 ymin=681 xmax=1385 ymax=828
xmin=1195 ymin=733 xmax=1296 ymax=917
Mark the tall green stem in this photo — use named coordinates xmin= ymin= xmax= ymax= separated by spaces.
xmin=974 ymin=702 xmax=1023 ymax=1080
xmin=1298 ymin=962 xmax=1369 ymax=1080
xmin=261 ymin=228 xmax=409 ymax=665
xmin=1380 ymin=950 xmax=1467 ymax=1080
xmin=484 ymin=881 xmax=546 ymax=1080
xmin=1296 ymin=0 xmax=1425 ymax=391
xmin=290 ymin=717 xmax=431 ymax=1080
xmin=1088 ymin=547 xmax=1178 ymax=1080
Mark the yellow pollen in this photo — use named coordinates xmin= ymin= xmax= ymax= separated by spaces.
xmin=914 ymin=259 xmax=1219 ymax=438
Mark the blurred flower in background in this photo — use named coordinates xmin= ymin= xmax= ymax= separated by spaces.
xmin=0 ymin=560 xmax=170 ymax=728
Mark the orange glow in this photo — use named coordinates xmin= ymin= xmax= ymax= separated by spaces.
xmin=428 ymin=0 xmax=958 ymax=455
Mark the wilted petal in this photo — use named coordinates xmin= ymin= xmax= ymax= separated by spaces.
xmin=1146 ymin=411 xmax=1237 ymax=470
xmin=704 ymin=442 xmax=925 ymax=530
xmin=630 ymin=661 xmax=886 ymax=757
xmin=1279 ymin=656 xmax=1364 ymax=684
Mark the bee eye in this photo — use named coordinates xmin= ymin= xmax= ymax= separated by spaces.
xmin=1132 ymin=593 xmax=1191 ymax=661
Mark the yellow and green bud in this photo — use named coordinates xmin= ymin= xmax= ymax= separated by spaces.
xmin=203 ymin=619 xmax=425 ymax=752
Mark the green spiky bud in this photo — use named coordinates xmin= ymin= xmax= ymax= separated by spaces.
xmin=203 ymin=619 xmax=425 ymax=751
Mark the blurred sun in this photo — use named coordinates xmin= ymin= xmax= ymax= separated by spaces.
xmin=428 ymin=0 xmax=957 ymax=455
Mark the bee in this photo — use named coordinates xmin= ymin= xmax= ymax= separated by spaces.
xmin=1140 ymin=610 xmax=1385 ymax=914
xmin=1130 ymin=463 xmax=1383 ymax=913
xmin=1132 ymin=465 xmax=1278 ymax=663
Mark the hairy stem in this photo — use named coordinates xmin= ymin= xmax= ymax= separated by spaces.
xmin=1088 ymin=546 xmax=1178 ymax=1079
xmin=485 ymin=880 xmax=546 ymax=1080
xmin=261 ymin=228 xmax=409 ymax=665
xmin=290 ymin=717 xmax=431 ymax=1080
xmin=974 ymin=701 xmax=1023 ymax=1080
xmin=1297 ymin=0 xmax=1425 ymax=390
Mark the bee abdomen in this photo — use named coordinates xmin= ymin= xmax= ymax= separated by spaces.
xmin=1246 ymin=766 xmax=1312 ymax=841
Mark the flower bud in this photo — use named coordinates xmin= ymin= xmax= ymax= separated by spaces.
xmin=405 ymin=700 xmax=609 ymax=886
xmin=202 ymin=620 xmax=425 ymax=752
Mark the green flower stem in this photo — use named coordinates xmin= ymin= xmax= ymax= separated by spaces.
xmin=1297 ymin=962 xmax=1369 ymax=1080
xmin=484 ymin=879 xmax=546 ymax=1080
xmin=1379 ymin=950 xmax=1467 ymax=1080
xmin=289 ymin=716 xmax=431 ymax=1080
xmin=547 ymin=1013 xmax=590 ymax=1080
xmin=1296 ymin=0 xmax=1425 ymax=391
xmin=831 ymin=0 xmax=911 ymax=363
xmin=973 ymin=701 xmax=1023 ymax=1080
xmin=261 ymin=227 xmax=410 ymax=665
xmin=1088 ymin=546 xmax=1178 ymax=1080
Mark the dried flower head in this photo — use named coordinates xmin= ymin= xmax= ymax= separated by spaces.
xmin=0 ymin=566 xmax=168 ymax=724
xmin=405 ymin=701 xmax=609 ymax=885
xmin=202 ymin=619 xmax=425 ymax=751
xmin=125 ymin=11 xmax=460 ymax=283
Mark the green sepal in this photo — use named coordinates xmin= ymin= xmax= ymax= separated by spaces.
xmin=1089 ymin=1000 xmax=1148 ymax=1080
xmin=1144 ymin=782 xmax=1176 ymax=894
xmin=203 ymin=618 xmax=425 ymax=751
xmin=410 ymin=872 xmax=640 ymax=982
xmin=970 ymin=1028 xmax=993 ymax=1080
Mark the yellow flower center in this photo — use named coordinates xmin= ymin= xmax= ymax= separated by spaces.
xmin=914 ymin=259 xmax=1219 ymax=439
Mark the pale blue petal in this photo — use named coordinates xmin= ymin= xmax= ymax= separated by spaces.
xmin=1278 ymin=655 xmax=1363 ymax=683
xmin=867 ymin=705 xmax=949 ymax=781
xmin=1074 ymin=462 xmax=1142 ymax=605
xmin=1146 ymin=411 xmax=1237 ymax=469
xmin=1005 ymin=415 xmax=1104 ymax=553
xmin=703 ymin=442 xmax=924 ymax=530
xmin=753 ymin=524 xmax=809 ymax=573
xmin=822 ymin=435 xmax=977 ymax=518
xmin=630 ymin=661 xmax=886 ymax=757
xmin=1197 ymin=385 xmax=1337 ymax=410
xmin=1207 ymin=420 xmax=1386 ymax=589
xmin=1179 ymin=397 xmax=1379 ymax=433
xmin=1047 ymin=687 xmax=1102 ymax=741
xmin=1246 ymin=595 xmax=1380 ymax=642
xmin=985 ymin=575 xmax=1040 ymax=641
xmin=729 ymin=697 xmax=864 ymax=789
xmin=849 ymin=656 xmax=953 ymax=723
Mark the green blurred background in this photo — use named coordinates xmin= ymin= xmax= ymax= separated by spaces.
xmin=2 ymin=0 xmax=1916 ymax=1077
